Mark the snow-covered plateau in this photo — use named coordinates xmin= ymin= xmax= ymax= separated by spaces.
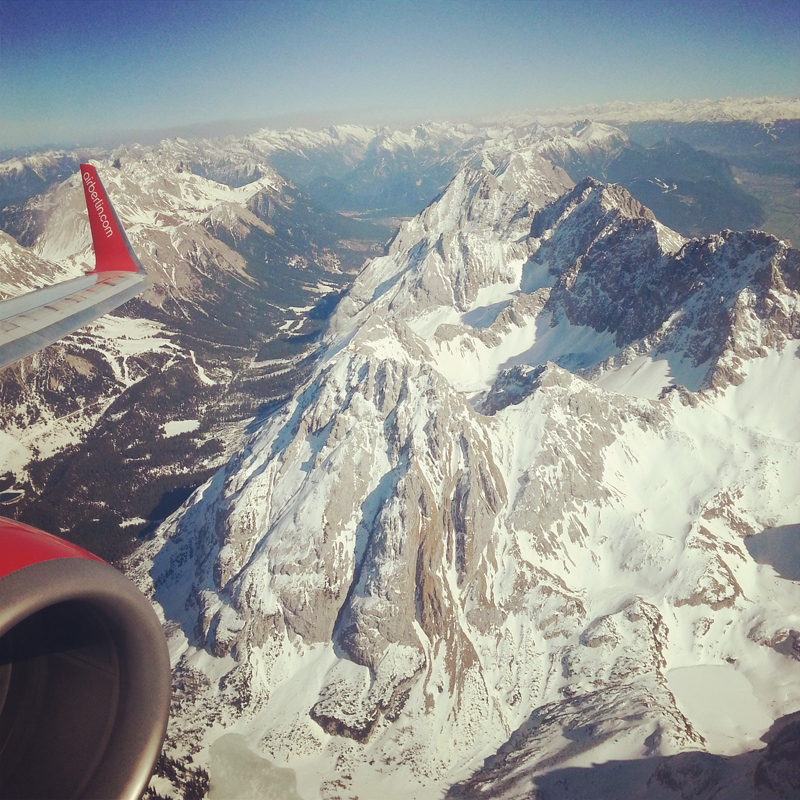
xmin=495 ymin=95 xmax=800 ymax=126
xmin=118 ymin=153 xmax=800 ymax=799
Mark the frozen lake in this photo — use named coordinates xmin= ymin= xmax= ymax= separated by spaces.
xmin=745 ymin=524 xmax=800 ymax=581
xmin=209 ymin=734 xmax=301 ymax=800
xmin=665 ymin=664 xmax=773 ymax=755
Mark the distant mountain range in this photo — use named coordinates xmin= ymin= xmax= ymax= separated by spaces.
xmin=3 ymin=110 xmax=792 ymax=236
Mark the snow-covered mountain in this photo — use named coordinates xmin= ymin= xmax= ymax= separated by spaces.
xmin=1 ymin=102 xmax=797 ymax=796
xmin=0 ymin=117 xmax=705 ymax=538
xmin=124 ymin=157 xmax=800 ymax=798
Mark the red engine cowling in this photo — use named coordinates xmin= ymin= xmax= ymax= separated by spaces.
xmin=0 ymin=517 xmax=170 ymax=800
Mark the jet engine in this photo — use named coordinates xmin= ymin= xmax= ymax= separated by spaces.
xmin=0 ymin=517 xmax=170 ymax=800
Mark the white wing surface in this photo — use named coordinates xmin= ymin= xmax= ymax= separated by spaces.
xmin=0 ymin=164 xmax=149 ymax=370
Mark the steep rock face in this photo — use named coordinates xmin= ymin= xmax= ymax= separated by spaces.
xmin=529 ymin=179 xmax=677 ymax=347
xmin=331 ymin=160 xmax=572 ymax=337
xmin=527 ymin=180 xmax=799 ymax=392
xmin=124 ymin=160 xmax=800 ymax=799
xmin=404 ymin=175 xmax=797 ymax=399
xmin=133 ymin=315 xmax=515 ymax=758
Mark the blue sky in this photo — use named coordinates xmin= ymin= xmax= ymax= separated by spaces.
xmin=1 ymin=0 xmax=798 ymax=149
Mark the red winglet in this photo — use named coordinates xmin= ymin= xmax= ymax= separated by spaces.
xmin=80 ymin=164 xmax=145 ymax=274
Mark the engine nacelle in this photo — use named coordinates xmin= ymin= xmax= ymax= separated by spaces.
xmin=0 ymin=517 xmax=170 ymax=799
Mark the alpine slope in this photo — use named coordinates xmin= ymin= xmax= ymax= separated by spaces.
xmin=123 ymin=151 xmax=800 ymax=799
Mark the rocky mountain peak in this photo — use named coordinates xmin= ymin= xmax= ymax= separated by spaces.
xmin=529 ymin=176 xmax=654 ymax=240
xmin=570 ymin=119 xmax=630 ymax=148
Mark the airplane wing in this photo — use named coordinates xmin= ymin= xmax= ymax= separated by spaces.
xmin=0 ymin=164 xmax=149 ymax=371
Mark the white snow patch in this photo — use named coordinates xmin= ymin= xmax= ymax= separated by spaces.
xmin=468 ymin=278 xmax=519 ymax=312
xmin=407 ymin=305 xmax=461 ymax=340
xmin=0 ymin=431 xmax=33 ymax=476
xmin=168 ymin=629 xmax=189 ymax=668
xmin=502 ymin=314 xmax=618 ymax=377
xmin=209 ymin=734 xmax=301 ymax=800
xmin=431 ymin=312 xmax=618 ymax=396
xmin=709 ymin=340 xmax=800 ymax=441
xmin=162 ymin=419 xmax=200 ymax=437
xmin=189 ymin=350 xmax=215 ymax=385
xmin=185 ymin=647 xmax=236 ymax=683
xmin=594 ymin=355 xmax=672 ymax=399
xmin=520 ymin=259 xmax=555 ymax=293
xmin=119 ymin=517 xmax=147 ymax=528
xmin=654 ymin=221 xmax=687 ymax=254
